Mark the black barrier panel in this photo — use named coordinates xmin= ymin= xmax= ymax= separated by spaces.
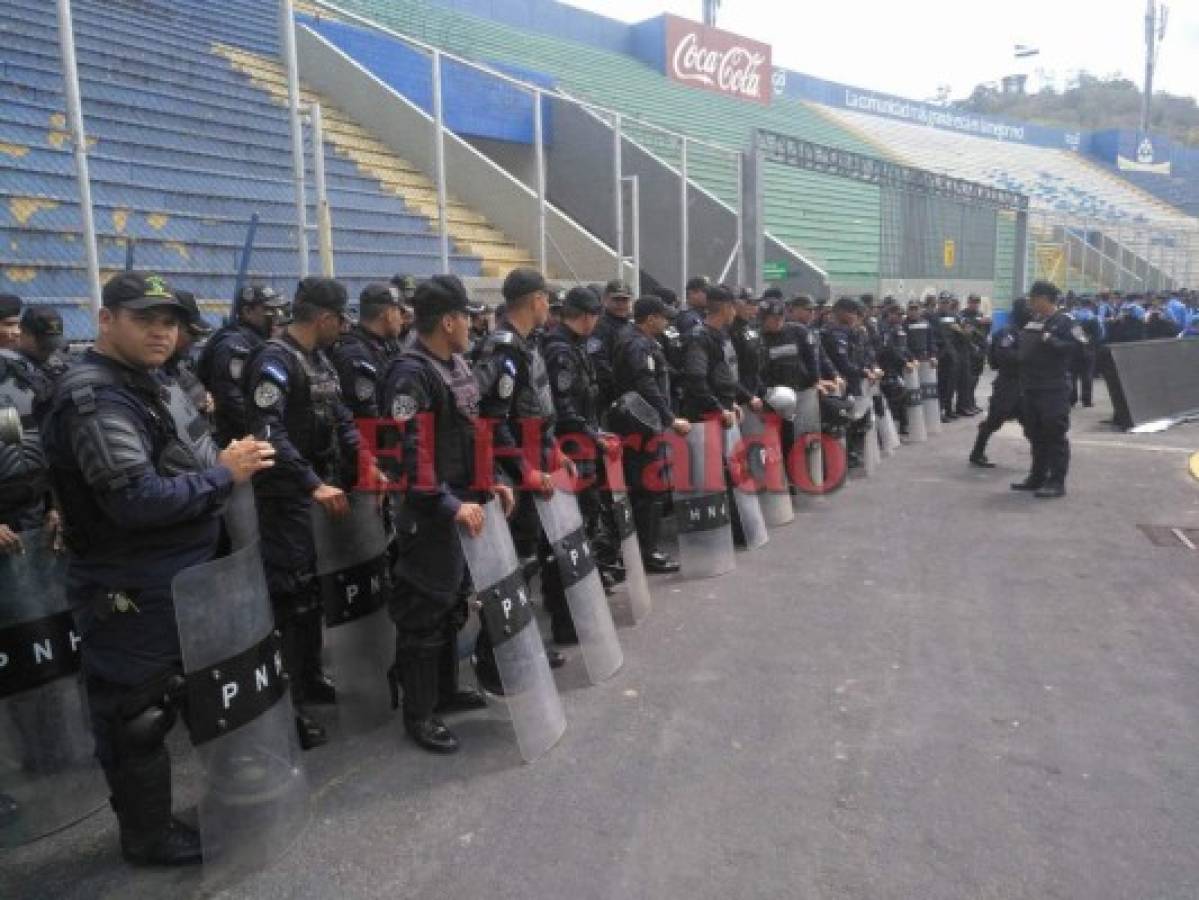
xmin=612 ymin=495 xmax=636 ymax=542
xmin=477 ymin=570 xmax=535 ymax=648
xmin=184 ymin=630 xmax=287 ymax=746
xmin=1103 ymin=338 xmax=1199 ymax=429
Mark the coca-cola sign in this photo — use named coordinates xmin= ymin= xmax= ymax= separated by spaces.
xmin=663 ymin=14 xmax=771 ymax=105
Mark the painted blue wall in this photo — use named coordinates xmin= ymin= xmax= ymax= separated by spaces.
xmin=299 ymin=15 xmax=555 ymax=144
xmin=422 ymin=0 xmax=631 ymax=55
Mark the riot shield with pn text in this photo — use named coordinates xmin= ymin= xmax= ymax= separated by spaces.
xmin=312 ymin=491 xmax=393 ymax=734
xmin=919 ymin=361 xmax=942 ymax=435
xmin=671 ymin=420 xmax=735 ymax=579
xmin=609 ymin=491 xmax=651 ymax=625
xmin=173 ymin=541 xmax=308 ymax=884
xmin=903 ymin=368 xmax=927 ymax=443
xmin=795 ymin=387 xmax=823 ymax=497
xmin=0 ymin=528 xmax=106 ymax=848
xmin=738 ymin=410 xmax=794 ymax=527
xmin=535 ymin=480 xmax=623 ymax=684
xmin=459 ymin=498 xmax=565 ymax=763
xmin=723 ymin=422 xmax=769 ymax=549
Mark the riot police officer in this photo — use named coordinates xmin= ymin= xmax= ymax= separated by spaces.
xmin=680 ymin=285 xmax=761 ymax=424
xmin=589 ymin=279 xmax=635 ymax=409
xmin=0 ymin=293 xmax=20 ymax=350
xmin=329 ymin=282 xmax=407 ymax=420
xmin=163 ymin=290 xmax=212 ymax=418
xmin=675 ymin=275 xmax=709 ymax=336
xmin=378 ymin=275 xmax=501 ymax=754
xmin=243 ymin=277 xmax=373 ymax=749
xmin=611 ymin=297 xmax=690 ymax=573
xmin=877 ymin=302 xmax=915 ymax=435
xmin=932 ymin=293 xmax=965 ymax=421
xmin=969 ymin=297 xmax=1029 ymax=468
xmin=540 ymin=285 xmax=617 ymax=641
xmin=41 ymin=272 xmax=274 ymax=865
xmin=195 ymin=283 xmax=289 ymax=446
xmin=0 ymin=306 xmax=64 ymax=539
xmin=730 ymin=290 xmax=765 ymax=397
xmin=1011 ymin=281 xmax=1083 ymax=498
xmin=473 ymin=268 xmax=565 ymax=662
xmin=823 ymin=298 xmax=876 ymax=467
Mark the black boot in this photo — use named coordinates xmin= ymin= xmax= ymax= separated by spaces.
xmin=400 ymin=646 xmax=459 ymax=754
xmin=969 ymin=430 xmax=995 ymax=468
xmin=1034 ymin=482 xmax=1066 ymax=499
xmin=105 ymin=750 xmax=201 ymax=867
xmin=634 ymin=496 xmax=678 ymax=574
xmin=295 ymin=711 xmax=327 ymax=750
xmin=298 ymin=607 xmax=335 ymax=705
xmin=434 ymin=629 xmax=487 ymax=714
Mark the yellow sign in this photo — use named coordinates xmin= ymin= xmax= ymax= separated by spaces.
xmin=943 ymin=239 xmax=956 ymax=269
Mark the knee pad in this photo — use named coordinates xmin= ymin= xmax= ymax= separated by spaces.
xmin=115 ymin=702 xmax=178 ymax=757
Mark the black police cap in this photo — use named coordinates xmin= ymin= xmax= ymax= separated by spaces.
xmin=173 ymin=289 xmax=212 ymax=336
xmin=563 ymin=286 xmax=601 ymax=315
xmin=787 ymin=294 xmax=813 ymax=309
xmin=239 ymin=283 xmax=286 ymax=307
xmin=360 ymin=282 xmax=402 ymax=308
xmin=604 ymin=279 xmax=633 ymax=299
xmin=685 ymin=275 xmax=710 ymax=293
xmin=633 ymin=296 xmax=674 ymax=321
xmin=390 ymin=273 xmax=418 ymax=296
xmin=20 ymin=306 xmax=65 ymax=346
xmin=706 ymin=284 xmax=735 ymax=306
xmin=414 ymin=274 xmax=484 ymax=318
xmin=656 ymin=287 xmax=679 ymax=307
xmin=102 ymin=272 xmax=184 ymax=312
xmin=760 ymin=298 xmax=787 ymax=317
xmin=502 ymin=267 xmax=548 ymax=303
xmin=1029 ymin=280 xmax=1060 ymax=302
xmin=295 ymin=277 xmax=348 ymax=311
xmin=762 ymin=287 xmax=784 ymax=301
xmin=0 ymin=293 xmax=21 ymax=320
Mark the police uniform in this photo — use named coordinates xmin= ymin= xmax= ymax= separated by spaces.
xmin=0 ymin=344 xmax=57 ymax=530
xmin=876 ymin=314 xmax=914 ymax=434
xmin=378 ymin=275 xmax=489 ymax=754
xmin=931 ymin=303 xmax=962 ymax=418
xmin=610 ymin=297 xmax=679 ymax=573
xmin=760 ymin=299 xmax=816 ymax=466
xmin=730 ymin=313 xmax=765 ymax=397
xmin=680 ymin=321 xmax=753 ymax=423
xmin=195 ymin=283 xmax=286 ymax=445
xmin=42 ymin=273 xmax=228 ymax=865
xmin=540 ymin=288 xmax=609 ymax=642
xmin=329 ymin=283 xmax=405 ymax=420
xmin=589 ymin=281 xmax=635 ymax=409
xmin=473 ymin=276 xmax=557 ymax=558
xmin=969 ymin=300 xmax=1027 ymax=467
xmin=243 ymin=278 xmax=363 ymax=747
xmin=1012 ymin=290 xmax=1083 ymax=497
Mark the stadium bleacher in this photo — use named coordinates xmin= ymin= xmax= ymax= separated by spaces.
xmin=0 ymin=0 xmax=535 ymax=336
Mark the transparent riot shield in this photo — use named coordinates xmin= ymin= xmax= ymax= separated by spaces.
xmin=534 ymin=483 xmax=623 ymax=684
xmin=794 ymin=387 xmax=823 ymax=496
xmin=874 ymin=385 xmax=902 ymax=456
xmin=311 ymin=492 xmax=392 ymax=734
xmin=459 ymin=498 xmax=565 ymax=763
xmin=609 ymin=491 xmax=651 ymax=624
xmin=722 ymin=422 xmax=769 ymax=549
xmin=919 ymin=361 xmax=942 ymax=435
xmin=671 ymin=420 xmax=736 ymax=578
xmin=739 ymin=410 xmax=795 ymax=527
xmin=903 ymin=368 xmax=927 ymax=443
xmin=173 ymin=542 xmax=308 ymax=883
xmin=0 ymin=529 xmax=106 ymax=848
xmin=851 ymin=393 xmax=880 ymax=477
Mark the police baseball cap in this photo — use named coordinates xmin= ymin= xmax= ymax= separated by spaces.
xmin=360 ymin=282 xmax=403 ymax=309
xmin=759 ymin=298 xmax=787 ymax=317
xmin=604 ymin=279 xmax=633 ymax=299
xmin=656 ymin=287 xmax=679 ymax=307
xmin=762 ymin=287 xmax=784 ymax=301
xmin=685 ymin=275 xmax=710 ymax=293
xmin=0 ymin=293 xmax=21 ymax=319
xmin=414 ymin=274 xmax=484 ymax=318
xmin=238 ymin=282 xmax=287 ymax=308
xmin=295 ymin=276 xmax=348 ymax=311
xmin=706 ymin=284 xmax=735 ymax=306
xmin=20 ymin=306 xmax=65 ymax=348
xmin=390 ymin=273 xmax=418 ymax=297
xmin=787 ymin=294 xmax=813 ymax=309
xmin=563 ymin=286 xmax=601 ymax=315
xmin=633 ymin=296 xmax=674 ymax=321
xmin=173 ymin=289 xmax=212 ymax=337
xmin=102 ymin=272 xmax=184 ymax=312
xmin=502 ymin=268 xmax=548 ymax=303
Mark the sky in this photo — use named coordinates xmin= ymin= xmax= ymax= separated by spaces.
xmin=560 ymin=0 xmax=1199 ymax=104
